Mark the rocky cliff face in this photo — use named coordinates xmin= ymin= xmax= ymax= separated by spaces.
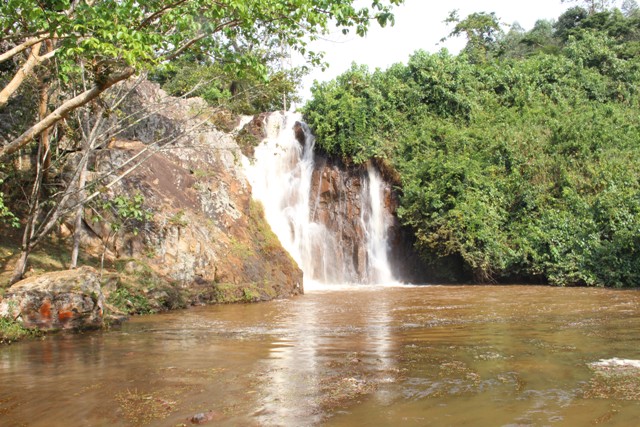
xmin=80 ymin=81 xmax=302 ymax=307
xmin=308 ymin=155 xmax=427 ymax=284
xmin=308 ymin=156 xmax=370 ymax=282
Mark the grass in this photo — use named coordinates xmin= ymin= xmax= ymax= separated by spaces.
xmin=107 ymin=286 xmax=154 ymax=315
xmin=108 ymin=259 xmax=187 ymax=314
xmin=212 ymin=282 xmax=264 ymax=304
xmin=0 ymin=317 xmax=40 ymax=344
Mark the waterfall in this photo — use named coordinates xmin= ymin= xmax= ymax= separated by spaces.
xmin=243 ymin=111 xmax=395 ymax=287
xmin=363 ymin=164 xmax=394 ymax=284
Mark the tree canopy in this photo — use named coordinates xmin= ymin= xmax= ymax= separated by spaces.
xmin=0 ymin=0 xmax=402 ymax=160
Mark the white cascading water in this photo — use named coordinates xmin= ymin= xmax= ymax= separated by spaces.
xmin=363 ymin=164 xmax=394 ymax=284
xmin=243 ymin=111 xmax=394 ymax=287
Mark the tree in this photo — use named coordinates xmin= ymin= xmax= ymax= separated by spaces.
xmin=0 ymin=0 xmax=403 ymax=161
xmin=561 ymin=0 xmax=616 ymax=14
xmin=622 ymin=0 xmax=640 ymax=16
xmin=498 ymin=22 xmax=528 ymax=59
xmin=442 ymin=10 xmax=503 ymax=63
xmin=555 ymin=6 xmax=590 ymax=40
xmin=520 ymin=19 xmax=559 ymax=53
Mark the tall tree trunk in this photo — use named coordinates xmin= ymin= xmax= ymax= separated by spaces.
xmin=38 ymin=43 xmax=53 ymax=177
xmin=10 ymin=250 xmax=30 ymax=285
xmin=70 ymin=102 xmax=105 ymax=269
xmin=69 ymin=162 xmax=88 ymax=268
xmin=9 ymin=85 xmax=50 ymax=284
xmin=9 ymin=147 xmax=45 ymax=284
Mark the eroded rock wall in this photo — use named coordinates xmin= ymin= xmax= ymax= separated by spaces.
xmin=83 ymin=82 xmax=302 ymax=304
xmin=309 ymin=155 xmax=427 ymax=284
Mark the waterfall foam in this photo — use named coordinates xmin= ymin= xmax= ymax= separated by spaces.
xmin=243 ymin=111 xmax=395 ymax=287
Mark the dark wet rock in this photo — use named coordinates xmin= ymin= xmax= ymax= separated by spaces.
xmin=0 ymin=266 xmax=104 ymax=330
xmin=309 ymin=155 xmax=428 ymax=283
xmin=189 ymin=411 xmax=221 ymax=424
xmin=293 ymin=121 xmax=306 ymax=145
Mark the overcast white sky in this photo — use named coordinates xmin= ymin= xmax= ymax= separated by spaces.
xmin=295 ymin=0 xmax=572 ymax=102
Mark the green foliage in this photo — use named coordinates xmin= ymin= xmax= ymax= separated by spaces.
xmin=1 ymin=0 xmax=403 ymax=84
xmin=242 ymin=287 xmax=260 ymax=302
xmin=443 ymin=10 xmax=504 ymax=63
xmin=107 ymin=286 xmax=153 ymax=315
xmin=0 ymin=317 xmax=40 ymax=344
xmin=96 ymin=192 xmax=154 ymax=235
xmin=303 ymin=8 xmax=640 ymax=287
xmin=157 ymin=59 xmax=303 ymax=115
xmin=0 ymin=179 xmax=19 ymax=228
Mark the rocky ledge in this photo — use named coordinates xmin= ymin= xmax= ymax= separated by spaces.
xmin=0 ymin=267 xmax=104 ymax=331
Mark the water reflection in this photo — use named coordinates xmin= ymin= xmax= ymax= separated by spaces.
xmin=1 ymin=286 xmax=640 ymax=426
xmin=254 ymin=288 xmax=398 ymax=425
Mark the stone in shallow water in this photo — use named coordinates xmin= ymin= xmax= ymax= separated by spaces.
xmin=0 ymin=266 xmax=104 ymax=331
xmin=189 ymin=411 xmax=221 ymax=424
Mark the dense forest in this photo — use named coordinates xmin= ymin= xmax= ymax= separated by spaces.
xmin=303 ymin=2 xmax=640 ymax=286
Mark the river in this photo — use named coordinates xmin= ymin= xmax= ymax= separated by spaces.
xmin=1 ymin=284 xmax=639 ymax=426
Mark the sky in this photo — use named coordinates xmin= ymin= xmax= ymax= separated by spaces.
xmin=295 ymin=0 xmax=572 ymax=102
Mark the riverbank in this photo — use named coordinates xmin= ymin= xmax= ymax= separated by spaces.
xmin=1 ymin=82 xmax=305 ymax=344
xmin=0 ymin=224 xmax=299 ymax=345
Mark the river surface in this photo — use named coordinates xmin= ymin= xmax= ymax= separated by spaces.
xmin=2 ymin=285 xmax=640 ymax=426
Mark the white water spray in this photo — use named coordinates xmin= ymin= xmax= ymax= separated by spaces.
xmin=243 ymin=112 xmax=395 ymax=287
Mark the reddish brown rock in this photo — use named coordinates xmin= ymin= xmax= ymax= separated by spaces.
xmin=309 ymin=157 xmax=373 ymax=282
xmin=309 ymin=155 xmax=428 ymax=283
xmin=75 ymin=81 xmax=302 ymax=306
xmin=0 ymin=267 xmax=104 ymax=330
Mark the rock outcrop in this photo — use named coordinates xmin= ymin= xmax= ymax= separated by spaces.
xmin=308 ymin=156 xmax=370 ymax=282
xmin=77 ymin=81 xmax=302 ymax=306
xmin=309 ymin=155 xmax=429 ymax=284
xmin=0 ymin=267 xmax=104 ymax=330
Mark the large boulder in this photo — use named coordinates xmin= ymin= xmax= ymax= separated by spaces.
xmin=0 ymin=267 xmax=104 ymax=330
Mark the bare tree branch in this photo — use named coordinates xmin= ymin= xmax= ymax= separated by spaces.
xmin=0 ymin=34 xmax=49 ymax=64
xmin=136 ymin=0 xmax=189 ymax=30
xmin=0 ymin=42 xmax=43 ymax=107
xmin=0 ymin=67 xmax=135 ymax=161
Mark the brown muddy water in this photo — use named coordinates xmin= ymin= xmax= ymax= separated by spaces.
xmin=1 ymin=285 xmax=640 ymax=426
